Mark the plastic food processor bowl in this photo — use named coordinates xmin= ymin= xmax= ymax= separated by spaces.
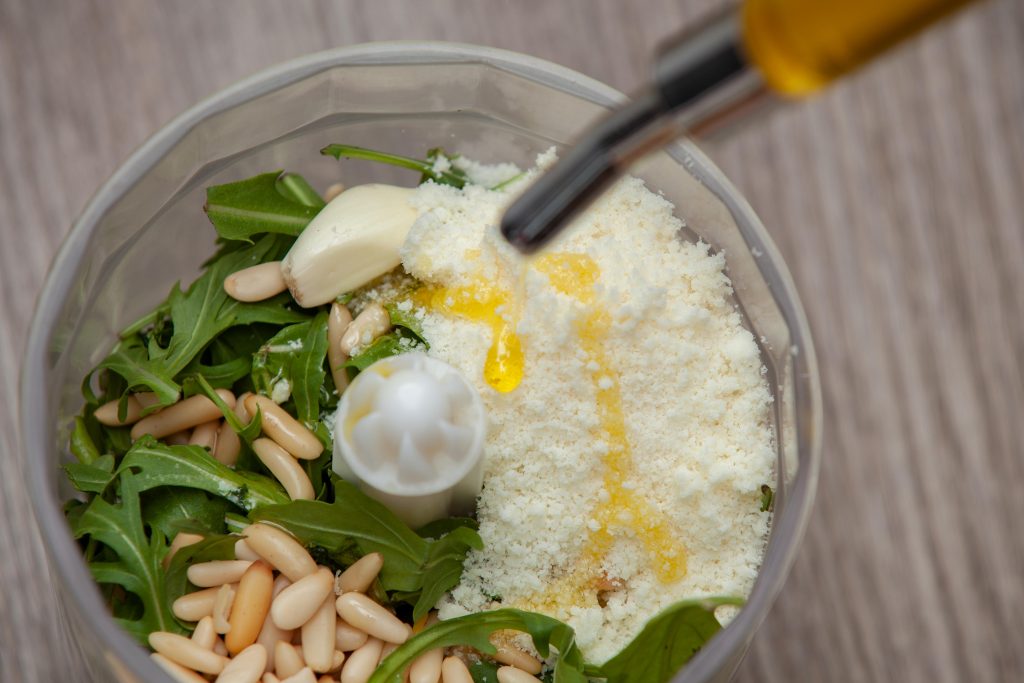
xmin=19 ymin=42 xmax=821 ymax=683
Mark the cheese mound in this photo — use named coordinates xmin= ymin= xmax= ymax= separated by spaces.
xmin=397 ymin=153 xmax=775 ymax=664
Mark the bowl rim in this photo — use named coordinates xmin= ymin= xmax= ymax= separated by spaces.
xmin=20 ymin=40 xmax=821 ymax=683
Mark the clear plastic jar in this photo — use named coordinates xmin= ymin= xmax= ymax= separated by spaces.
xmin=20 ymin=42 xmax=820 ymax=683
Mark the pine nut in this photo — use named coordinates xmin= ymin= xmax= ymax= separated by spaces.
xmin=214 ymin=582 xmax=237 ymax=634
xmin=273 ymin=574 xmax=293 ymax=597
xmin=225 ymin=261 xmax=289 ymax=302
xmin=335 ymin=593 xmax=409 ymax=645
xmin=131 ymin=389 xmax=236 ymax=441
xmin=324 ymin=183 xmax=346 ymax=203
xmin=216 ymin=420 xmax=243 ymax=466
xmin=136 ymin=391 xmax=162 ymax=410
xmin=216 ymin=643 xmax=268 ymax=683
xmin=302 ymin=595 xmax=338 ymax=673
xmin=335 ymin=622 xmax=368 ymax=652
xmin=320 ymin=675 xmax=338 ymax=683
xmin=167 ymin=429 xmax=193 ymax=445
xmin=94 ymin=395 xmax=143 ymax=426
xmin=272 ymin=567 xmax=336 ymax=630
xmin=226 ymin=560 xmax=275 ymax=655
xmin=190 ymin=419 xmax=220 ymax=450
xmin=327 ymin=303 xmax=353 ymax=394
xmin=328 ymin=650 xmax=345 ymax=673
xmin=492 ymin=644 xmax=542 ymax=675
xmin=281 ymin=668 xmax=317 ymax=683
xmin=151 ymin=653 xmax=209 ymax=683
xmin=495 ymin=667 xmax=540 ymax=683
xmin=192 ymin=615 xmax=218 ymax=649
xmin=235 ymin=539 xmax=262 ymax=562
xmin=173 ymin=586 xmax=220 ymax=621
xmin=166 ymin=531 xmax=205 ymax=567
xmin=252 ymin=438 xmax=315 ymax=501
xmin=256 ymin=611 xmax=293 ymax=672
xmin=339 ymin=304 xmax=390 ymax=356
xmin=246 ymin=395 xmax=323 ymax=460
xmin=264 ymin=674 xmax=283 ymax=683
xmin=215 ymin=637 xmax=230 ymax=656
xmin=409 ymin=644 xmax=443 ymax=683
xmin=236 ymin=392 xmax=254 ymax=423
xmin=242 ymin=523 xmax=317 ymax=582
xmin=340 ymin=637 xmax=383 ymax=683
xmin=188 ymin=560 xmax=253 ymax=588
xmin=337 ymin=553 xmax=383 ymax=594
xmin=440 ymin=657 xmax=473 ymax=683
xmin=150 ymin=631 xmax=229 ymax=674
xmin=276 ymin=642 xmax=306 ymax=679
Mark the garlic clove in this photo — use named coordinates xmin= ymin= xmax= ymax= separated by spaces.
xmin=281 ymin=184 xmax=418 ymax=307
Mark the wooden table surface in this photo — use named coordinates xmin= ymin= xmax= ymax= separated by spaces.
xmin=2 ymin=1 xmax=1022 ymax=681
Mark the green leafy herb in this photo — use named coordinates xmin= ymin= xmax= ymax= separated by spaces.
xmin=344 ymin=332 xmax=425 ymax=373
xmin=98 ymin=336 xmax=181 ymax=406
xmin=193 ymin=375 xmax=263 ymax=444
xmin=63 ymin=454 xmax=116 ymax=494
xmin=384 ymin=303 xmax=428 ymax=347
xmin=371 ymin=608 xmax=586 ymax=683
xmin=70 ymin=471 xmax=179 ymax=642
xmin=276 ymin=172 xmax=326 ymax=209
xmin=760 ymin=484 xmax=774 ymax=512
xmin=322 ymin=144 xmax=467 ymax=188
xmin=181 ymin=354 xmax=252 ymax=389
xmin=468 ymin=661 xmax=500 ymax=683
xmin=205 ymin=171 xmax=322 ymax=242
xmin=142 ymin=487 xmax=231 ymax=539
xmin=251 ymin=478 xmax=481 ymax=619
xmin=70 ymin=416 xmax=102 ymax=465
xmin=164 ymin=535 xmax=237 ymax=628
xmin=119 ymin=437 xmax=289 ymax=511
xmin=251 ymin=311 xmax=330 ymax=425
xmin=415 ymin=517 xmax=479 ymax=539
xmin=99 ymin=235 xmax=306 ymax=405
xmin=490 ymin=171 xmax=526 ymax=191
xmin=594 ymin=597 xmax=744 ymax=683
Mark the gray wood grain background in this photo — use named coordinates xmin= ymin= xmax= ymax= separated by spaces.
xmin=2 ymin=0 xmax=1022 ymax=681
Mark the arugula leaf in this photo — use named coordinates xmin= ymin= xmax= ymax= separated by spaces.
xmin=251 ymin=479 xmax=481 ymax=615
xmin=344 ymin=332 xmax=425 ymax=373
xmin=468 ymin=661 xmax=500 ymax=683
xmin=70 ymin=416 xmax=102 ymax=465
xmin=142 ymin=487 xmax=231 ymax=539
xmin=415 ymin=517 xmax=479 ymax=539
xmin=384 ymin=303 xmax=429 ymax=347
xmin=414 ymin=526 xmax=483 ymax=621
xmin=119 ymin=438 xmax=289 ymax=511
xmin=99 ymin=235 xmax=305 ymax=406
xmin=165 ymin=535 xmax=237 ymax=628
xmin=371 ymin=609 xmax=586 ymax=683
xmin=193 ymin=375 xmax=263 ymax=444
xmin=158 ymin=236 xmax=304 ymax=379
xmin=63 ymin=454 xmax=116 ymax=494
xmin=322 ymin=144 xmax=467 ymax=188
xmin=99 ymin=336 xmax=180 ymax=406
xmin=595 ymin=597 xmax=744 ymax=683
xmin=72 ymin=471 xmax=179 ymax=642
xmin=760 ymin=484 xmax=774 ymax=512
xmin=276 ymin=172 xmax=326 ymax=209
xmin=252 ymin=312 xmax=330 ymax=425
xmin=204 ymin=171 xmax=321 ymax=242
xmin=181 ymin=354 xmax=251 ymax=389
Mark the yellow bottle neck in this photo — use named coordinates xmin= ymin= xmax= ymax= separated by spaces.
xmin=741 ymin=0 xmax=977 ymax=97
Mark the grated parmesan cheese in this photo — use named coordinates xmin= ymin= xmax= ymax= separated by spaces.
xmin=392 ymin=153 xmax=775 ymax=664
